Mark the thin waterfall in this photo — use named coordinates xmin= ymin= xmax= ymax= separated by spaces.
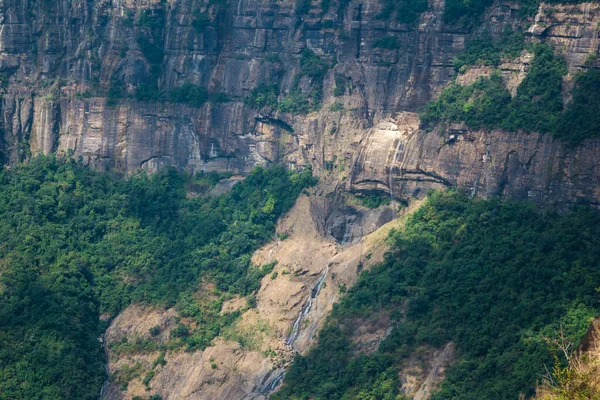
xmin=245 ymin=265 xmax=330 ymax=398
xmin=389 ymin=137 xmax=403 ymax=209
xmin=286 ymin=266 xmax=329 ymax=347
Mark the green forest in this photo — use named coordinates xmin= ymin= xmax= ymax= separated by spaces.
xmin=0 ymin=155 xmax=315 ymax=400
xmin=274 ymin=191 xmax=600 ymax=399
xmin=421 ymin=43 xmax=600 ymax=144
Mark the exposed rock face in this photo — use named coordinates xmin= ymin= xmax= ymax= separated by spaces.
xmin=6 ymin=0 xmax=600 ymax=399
xmin=104 ymin=195 xmax=419 ymax=399
xmin=351 ymin=113 xmax=600 ymax=208
xmin=0 ymin=0 xmax=496 ymax=173
xmin=2 ymin=0 xmax=599 ymax=206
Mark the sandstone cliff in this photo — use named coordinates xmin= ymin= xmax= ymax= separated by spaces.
xmin=4 ymin=0 xmax=600 ymax=399
xmin=2 ymin=0 xmax=599 ymax=207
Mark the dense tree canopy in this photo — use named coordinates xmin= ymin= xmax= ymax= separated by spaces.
xmin=275 ymin=191 xmax=600 ymax=400
xmin=421 ymin=44 xmax=600 ymax=144
xmin=0 ymin=156 xmax=314 ymax=399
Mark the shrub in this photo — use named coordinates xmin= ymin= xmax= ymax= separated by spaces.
xmin=453 ymin=29 xmax=528 ymax=71
xmin=136 ymin=35 xmax=164 ymax=65
xmin=295 ymin=0 xmax=311 ymax=15
xmin=192 ymin=11 xmax=211 ymax=33
xmin=167 ymin=83 xmax=209 ymax=107
xmin=149 ymin=326 xmax=161 ymax=336
xmin=299 ymin=49 xmax=329 ymax=82
xmin=420 ymin=44 xmax=570 ymax=137
xmin=245 ymin=84 xmax=279 ymax=109
xmin=372 ymin=36 xmax=401 ymax=50
xmin=554 ymin=68 xmax=600 ymax=144
xmin=376 ymin=0 xmax=428 ymax=24
xmin=328 ymin=102 xmax=343 ymax=112
xmin=334 ymin=74 xmax=346 ymax=97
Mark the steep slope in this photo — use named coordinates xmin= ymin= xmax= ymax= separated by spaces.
xmin=102 ymin=194 xmax=424 ymax=399
xmin=3 ymin=1 xmax=600 ymax=399
xmin=0 ymin=0 xmax=599 ymax=207
xmin=274 ymin=191 xmax=600 ymax=399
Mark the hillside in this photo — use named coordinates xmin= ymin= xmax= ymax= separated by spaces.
xmin=2 ymin=0 xmax=600 ymax=399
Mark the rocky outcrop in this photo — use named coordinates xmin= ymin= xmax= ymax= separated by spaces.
xmin=2 ymin=0 xmax=599 ymax=207
xmin=0 ymin=0 xmax=505 ymax=173
xmin=103 ymin=194 xmax=419 ymax=399
xmin=6 ymin=0 xmax=600 ymax=399
xmin=351 ymin=113 xmax=600 ymax=208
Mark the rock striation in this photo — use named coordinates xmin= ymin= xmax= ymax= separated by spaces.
xmin=1 ymin=0 xmax=599 ymax=206
xmin=4 ymin=1 xmax=600 ymax=398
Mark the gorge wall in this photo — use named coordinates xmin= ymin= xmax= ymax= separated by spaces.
xmin=2 ymin=0 xmax=600 ymax=207
xmin=3 ymin=1 xmax=600 ymax=399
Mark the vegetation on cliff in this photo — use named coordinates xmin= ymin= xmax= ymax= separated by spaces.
xmin=245 ymin=49 xmax=330 ymax=115
xmin=421 ymin=44 xmax=600 ymax=144
xmin=534 ymin=325 xmax=600 ymax=400
xmin=275 ymin=190 xmax=600 ymax=399
xmin=452 ymin=29 xmax=529 ymax=72
xmin=0 ymin=155 xmax=314 ymax=400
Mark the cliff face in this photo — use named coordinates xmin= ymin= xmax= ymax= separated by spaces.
xmin=0 ymin=0 xmax=485 ymax=174
xmin=351 ymin=114 xmax=600 ymax=208
xmin=2 ymin=0 xmax=599 ymax=206
xmin=5 ymin=1 xmax=600 ymax=398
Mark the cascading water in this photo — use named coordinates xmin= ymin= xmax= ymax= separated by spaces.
xmin=243 ymin=266 xmax=330 ymax=398
xmin=98 ymin=333 xmax=110 ymax=399
xmin=389 ymin=137 xmax=404 ymax=208
xmin=286 ymin=266 xmax=329 ymax=347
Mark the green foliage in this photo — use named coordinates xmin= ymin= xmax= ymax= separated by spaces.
xmin=136 ymin=35 xmax=164 ymax=66
xmin=192 ymin=11 xmax=211 ymax=33
xmin=245 ymin=85 xmax=321 ymax=115
xmin=0 ymin=155 xmax=315 ymax=399
xmin=244 ymin=49 xmax=329 ymax=114
xmin=421 ymin=44 xmax=587 ymax=140
xmin=265 ymin=54 xmax=282 ymax=63
xmin=295 ymin=0 xmax=312 ymax=15
xmin=122 ymin=9 xmax=135 ymax=27
xmin=554 ymin=68 xmax=600 ymax=144
xmin=372 ymin=36 xmax=401 ymax=50
xmin=134 ymin=82 xmax=162 ymax=102
xmin=427 ymin=44 xmax=600 ymax=143
xmin=115 ymin=362 xmax=144 ymax=391
xmin=134 ymin=6 xmax=166 ymax=97
xmin=275 ymin=190 xmax=600 ymax=400
xmin=245 ymin=84 xmax=280 ymax=109
xmin=149 ymin=326 xmax=162 ymax=336
xmin=106 ymin=83 xmax=123 ymax=106
xmin=351 ymin=192 xmax=391 ymax=208
xmin=286 ymin=49 xmax=329 ymax=114
xmin=453 ymin=29 xmax=528 ymax=71
xmin=135 ymin=82 xmax=228 ymax=107
xmin=420 ymin=72 xmax=512 ymax=131
xmin=137 ymin=8 xmax=163 ymax=29
xmin=444 ymin=0 xmax=493 ymax=24
xmin=167 ymin=83 xmax=208 ymax=107
xmin=279 ymin=90 xmax=321 ymax=115
xmin=334 ymin=74 xmax=346 ymax=97
xmin=187 ymin=170 xmax=234 ymax=195
xmin=142 ymin=370 xmax=155 ymax=388
xmin=443 ymin=0 xmax=593 ymax=25
xmin=328 ymin=102 xmax=344 ymax=112
xmin=376 ymin=0 xmax=428 ymax=24
xmin=503 ymin=44 xmax=567 ymax=133
xmin=299 ymin=49 xmax=329 ymax=83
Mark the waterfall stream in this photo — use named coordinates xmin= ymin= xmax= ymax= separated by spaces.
xmin=98 ymin=332 xmax=110 ymax=399
xmin=244 ymin=265 xmax=330 ymax=398
xmin=286 ymin=266 xmax=329 ymax=347
xmin=389 ymin=137 xmax=404 ymax=209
